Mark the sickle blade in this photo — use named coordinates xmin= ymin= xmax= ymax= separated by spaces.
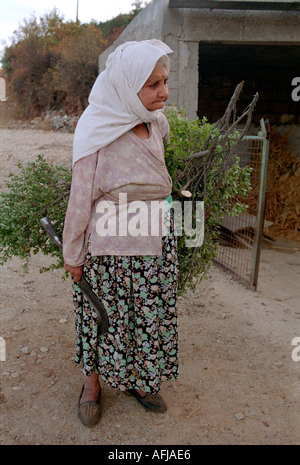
xmin=40 ymin=216 xmax=109 ymax=335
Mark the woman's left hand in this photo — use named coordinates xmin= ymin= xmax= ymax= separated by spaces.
xmin=64 ymin=263 xmax=83 ymax=282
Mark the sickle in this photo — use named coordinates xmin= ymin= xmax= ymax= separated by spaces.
xmin=40 ymin=217 xmax=109 ymax=335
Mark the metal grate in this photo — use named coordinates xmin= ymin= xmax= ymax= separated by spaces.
xmin=213 ymin=119 xmax=270 ymax=290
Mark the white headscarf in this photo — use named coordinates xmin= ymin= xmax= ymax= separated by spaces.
xmin=72 ymin=39 xmax=173 ymax=165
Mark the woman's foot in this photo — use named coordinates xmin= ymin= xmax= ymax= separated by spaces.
xmin=79 ymin=374 xmax=100 ymax=404
xmin=78 ymin=373 xmax=102 ymax=427
xmin=126 ymin=388 xmax=167 ymax=413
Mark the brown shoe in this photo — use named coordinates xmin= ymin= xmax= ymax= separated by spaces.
xmin=126 ymin=389 xmax=167 ymax=413
xmin=78 ymin=384 xmax=102 ymax=427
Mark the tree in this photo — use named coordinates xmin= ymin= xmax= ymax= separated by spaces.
xmin=54 ymin=23 xmax=107 ymax=112
xmin=1 ymin=9 xmax=107 ymax=116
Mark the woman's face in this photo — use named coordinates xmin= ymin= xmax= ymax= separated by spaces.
xmin=138 ymin=63 xmax=169 ymax=112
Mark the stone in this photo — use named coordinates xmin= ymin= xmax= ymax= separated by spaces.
xmin=39 ymin=346 xmax=48 ymax=353
xmin=234 ymin=412 xmax=245 ymax=421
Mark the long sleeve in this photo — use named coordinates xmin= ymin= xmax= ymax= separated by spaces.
xmin=62 ymin=152 xmax=98 ymax=267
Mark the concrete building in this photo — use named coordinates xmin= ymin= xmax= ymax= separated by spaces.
xmin=99 ymin=0 xmax=300 ymax=153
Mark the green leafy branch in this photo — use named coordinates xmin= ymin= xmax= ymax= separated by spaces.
xmin=0 ymin=155 xmax=71 ymax=272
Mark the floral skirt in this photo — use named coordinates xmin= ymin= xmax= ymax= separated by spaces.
xmin=72 ymin=209 xmax=179 ymax=394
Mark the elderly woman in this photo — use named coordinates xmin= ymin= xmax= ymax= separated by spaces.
xmin=63 ymin=40 xmax=179 ymax=428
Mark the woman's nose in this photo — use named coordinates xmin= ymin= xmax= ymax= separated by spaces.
xmin=158 ymin=83 xmax=169 ymax=99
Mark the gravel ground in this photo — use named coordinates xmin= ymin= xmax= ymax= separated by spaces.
xmin=0 ymin=112 xmax=299 ymax=445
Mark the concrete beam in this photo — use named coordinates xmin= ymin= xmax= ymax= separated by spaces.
xmin=169 ymin=0 xmax=300 ymax=11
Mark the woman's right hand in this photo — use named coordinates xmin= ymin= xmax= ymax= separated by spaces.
xmin=64 ymin=263 xmax=83 ymax=283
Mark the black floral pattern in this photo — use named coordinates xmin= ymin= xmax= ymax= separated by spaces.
xmin=72 ymin=209 xmax=179 ymax=394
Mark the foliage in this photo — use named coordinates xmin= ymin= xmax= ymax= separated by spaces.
xmin=0 ymin=155 xmax=71 ymax=273
xmin=164 ymin=109 xmax=252 ymax=293
xmin=0 ymin=111 xmax=252 ymax=294
xmin=1 ymin=10 xmax=107 ymax=116
xmin=53 ymin=23 xmax=107 ymax=112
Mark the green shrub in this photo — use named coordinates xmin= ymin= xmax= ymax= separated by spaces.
xmin=164 ymin=109 xmax=252 ymax=293
xmin=0 ymin=155 xmax=71 ymax=273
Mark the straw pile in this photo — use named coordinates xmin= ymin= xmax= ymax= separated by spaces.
xmin=264 ymin=131 xmax=300 ymax=242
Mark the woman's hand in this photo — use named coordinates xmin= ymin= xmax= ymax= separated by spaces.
xmin=64 ymin=263 xmax=83 ymax=282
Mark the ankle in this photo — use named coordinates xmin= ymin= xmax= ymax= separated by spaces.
xmin=85 ymin=373 xmax=99 ymax=388
xmin=135 ymin=388 xmax=146 ymax=398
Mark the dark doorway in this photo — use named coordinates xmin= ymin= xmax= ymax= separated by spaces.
xmin=198 ymin=43 xmax=300 ymax=126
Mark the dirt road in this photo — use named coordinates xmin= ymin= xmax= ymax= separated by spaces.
xmin=0 ymin=122 xmax=299 ymax=445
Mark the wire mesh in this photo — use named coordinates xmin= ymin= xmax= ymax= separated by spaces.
xmin=213 ymin=129 xmax=268 ymax=289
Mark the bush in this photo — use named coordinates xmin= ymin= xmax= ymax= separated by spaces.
xmin=164 ymin=109 xmax=252 ymax=293
xmin=1 ymin=9 xmax=107 ymax=116
xmin=53 ymin=24 xmax=107 ymax=112
xmin=0 ymin=155 xmax=71 ymax=273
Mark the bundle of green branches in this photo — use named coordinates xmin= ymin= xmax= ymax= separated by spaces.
xmin=0 ymin=81 xmax=258 ymax=295
xmin=0 ymin=157 xmax=71 ymax=273
xmin=164 ymin=81 xmax=258 ymax=292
